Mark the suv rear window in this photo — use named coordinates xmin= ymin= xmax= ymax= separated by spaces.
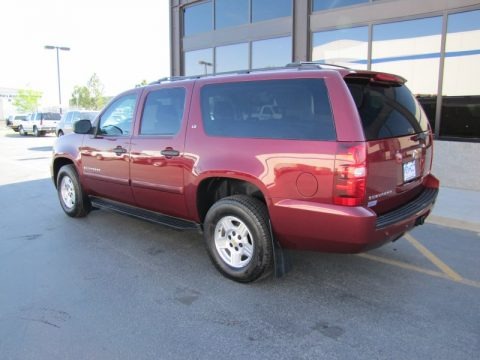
xmin=346 ymin=79 xmax=429 ymax=140
xmin=41 ymin=112 xmax=61 ymax=120
xmin=200 ymin=79 xmax=336 ymax=141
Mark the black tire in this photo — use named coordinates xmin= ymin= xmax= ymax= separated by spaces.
xmin=18 ymin=125 xmax=25 ymax=136
xmin=203 ymin=195 xmax=273 ymax=283
xmin=33 ymin=126 xmax=40 ymax=137
xmin=57 ymin=130 xmax=64 ymax=137
xmin=56 ymin=164 xmax=90 ymax=217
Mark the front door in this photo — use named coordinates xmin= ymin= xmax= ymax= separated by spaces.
xmin=129 ymin=85 xmax=191 ymax=218
xmin=80 ymin=92 xmax=139 ymax=204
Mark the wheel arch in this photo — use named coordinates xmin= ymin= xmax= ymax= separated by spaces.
xmin=196 ymin=176 xmax=269 ymax=223
xmin=52 ymin=157 xmax=76 ymax=188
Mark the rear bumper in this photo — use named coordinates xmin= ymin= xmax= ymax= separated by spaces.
xmin=270 ymin=178 xmax=439 ymax=253
xmin=38 ymin=127 xmax=56 ymax=133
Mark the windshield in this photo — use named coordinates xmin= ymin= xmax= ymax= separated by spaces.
xmin=347 ymin=79 xmax=429 ymax=140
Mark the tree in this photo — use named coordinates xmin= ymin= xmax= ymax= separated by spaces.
xmin=87 ymin=73 xmax=107 ymax=110
xmin=70 ymin=85 xmax=93 ymax=109
xmin=69 ymin=73 xmax=107 ymax=110
xmin=13 ymin=89 xmax=43 ymax=113
xmin=135 ymin=79 xmax=148 ymax=88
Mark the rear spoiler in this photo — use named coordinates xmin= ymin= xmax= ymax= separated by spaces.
xmin=345 ymin=71 xmax=406 ymax=85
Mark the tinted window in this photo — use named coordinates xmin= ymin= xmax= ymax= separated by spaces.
xmin=252 ymin=0 xmax=291 ymax=22
xmin=41 ymin=112 xmax=61 ymax=120
xmin=201 ymin=79 xmax=336 ymax=140
xmin=215 ymin=0 xmax=248 ymax=29
xmin=184 ymin=1 xmax=213 ymax=36
xmin=252 ymin=37 xmax=292 ymax=69
xmin=441 ymin=10 xmax=480 ymax=139
xmin=347 ymin=79 xmax=429 ymax=140
xmin=184 ymin=48 xmax=214 ymax=76
xmin=313 ymin=0 xmax=368 ymax=11
xmin=140 ymin=88 xmax=185 ymax=136
xmin=312 ymin=26 xmax=368 ymax=69
xmin=99 ymin=94 xmax=137 ymax=136
xmin=14 ymin=115 xmax=27 ymax=120
xmin=215 ymin=43 xmax=249 ymax=73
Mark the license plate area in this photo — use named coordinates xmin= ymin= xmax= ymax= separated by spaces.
xmin=403 ymin=160 xmax=416 ymax=182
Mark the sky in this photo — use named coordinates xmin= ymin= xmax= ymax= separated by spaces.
xmin=0 ymin=0 xmax=170 ymax=108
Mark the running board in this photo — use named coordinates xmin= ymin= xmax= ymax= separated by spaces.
xmin=90 ymin=197 xmax=201 ymax=231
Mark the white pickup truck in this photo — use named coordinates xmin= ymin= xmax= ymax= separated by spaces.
xmin=19 ymin=112 xmax=61 ymax=137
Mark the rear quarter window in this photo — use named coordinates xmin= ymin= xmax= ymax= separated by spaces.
xmin=347 ymin=79 xmax=429 ymax=140
xmin=200 ymin=78 xmax=336 ymax=141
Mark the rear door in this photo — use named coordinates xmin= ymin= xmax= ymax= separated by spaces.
xmin=129 ymin=84 xmax=191 ymax=218
xmin=345 ymin=73 xmax=433 ymax=214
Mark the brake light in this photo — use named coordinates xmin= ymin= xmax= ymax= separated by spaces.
xmin=333 ymin=143 xmax=367 ymax=206
xmin=373 ymin=73 xmax=406 ymax=84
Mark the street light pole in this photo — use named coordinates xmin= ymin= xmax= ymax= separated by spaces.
xmin=44 ymin=45 xmax=70 ymax=113
xmin=198 ymin=60 xmax=213 ymax=75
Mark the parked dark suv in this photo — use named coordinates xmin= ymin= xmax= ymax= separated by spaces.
xmin=51 ymin=64 xmax=439 ymax=282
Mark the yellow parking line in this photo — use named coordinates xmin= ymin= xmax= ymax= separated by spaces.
xmin=404 ymin=233 xmax=463 ymax=282
xmin=357 ymin=253 xmax=451 ymax=279
xmin=357 ymin=253 xmax=480 ymax=288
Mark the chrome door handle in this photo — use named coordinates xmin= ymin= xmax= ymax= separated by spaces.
xmin=113 ymin=146 xmax=127 ymax=155
xmin=161 ymin=149 xmax=180 ymax=157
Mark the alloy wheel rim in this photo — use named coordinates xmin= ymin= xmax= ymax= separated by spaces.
xmin=214 ymin=216 xmax=254 ymax=268
xmin=60 ymin=176 xmax=76 ymax=209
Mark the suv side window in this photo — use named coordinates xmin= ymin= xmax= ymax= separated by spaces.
xmin=200 ymin=79 xmax=336 ymax=141
xmin=98 ymin=93 xmax=138 ymax=136
xmin=65 ymin=112 xmax=74 ymax=124
xmin=140 ymin=88 xmax=185 ymax=136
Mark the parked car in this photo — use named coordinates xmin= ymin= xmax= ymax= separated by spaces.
xmin=19 ymin=112 xmax=61 ymax=136
xmin=56 ymin=110 xmax=99 ymax=136
xmin=7 ymin=114 xmax=28 ymax=131
xmin=51 ymin=63 xmax=439 ymax=282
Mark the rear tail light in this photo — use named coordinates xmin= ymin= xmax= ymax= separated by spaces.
xmin=333 ymin=143 xmax=367 ymax=206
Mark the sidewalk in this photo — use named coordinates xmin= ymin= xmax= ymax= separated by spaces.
xmin=428 ymin=186 xmax=480 ymax=233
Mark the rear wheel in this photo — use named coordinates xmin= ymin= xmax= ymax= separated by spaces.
xmin=33 ymin=126 xmax=40 ymax=137
xmin=203 ymin=195 xmax=273 ymax=283
xmin=57 ymin=164 xmax=90 ymax=217
xmin=18 ymin=125 xmax=25 ymax=136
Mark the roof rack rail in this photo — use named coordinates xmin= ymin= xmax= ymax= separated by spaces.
xmin=286 ymin=61 xmax=351 ymax=70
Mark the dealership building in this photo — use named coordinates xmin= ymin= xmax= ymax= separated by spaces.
xmin=169 ymin=0 xmax=480 ymax=190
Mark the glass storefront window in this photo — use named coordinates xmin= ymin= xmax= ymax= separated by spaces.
xmin=312 ymin=26 xmax=368 ymax=69
xmin=313 ymin=0 xmax=368 ymax=12
xmin=215 ymin=0 xmax=249 ymax=30
xmin=215 ymin=43 xmax=249 ymax=73
xmin=252 ymin=36 xmax=292 ymax=69
xmin=252 ymin=0 xmax=291 ymax=22
xmin=184 ymin=48 xmax=214 ymax=76
xmin=184 ymin=1 xmax=213 ymax=36
xmin=441 ymin=10 xmax=480 ymax=139
xmin=372 ymin=17 xmax=442 ymax=130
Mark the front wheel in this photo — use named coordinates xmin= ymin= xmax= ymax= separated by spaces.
xmin=57 ymin=164 xmax=90 ymax=217
xmin=33 ymin=126 xmax=40 ymax=137
xmin=203 ymin=195 xmax=273 ymax=283
xmin=18 ymin=125 xmax=25 ymax=136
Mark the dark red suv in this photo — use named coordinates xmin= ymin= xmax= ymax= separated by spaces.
xmin=51 ymin=64 xmax=439 ymax=282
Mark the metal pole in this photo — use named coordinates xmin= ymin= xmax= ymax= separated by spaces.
xmin=56 ymin=47 xmax=62 ymax=113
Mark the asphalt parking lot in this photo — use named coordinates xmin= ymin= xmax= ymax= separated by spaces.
xmin=0 ymin=126 xmax=479 ymax=359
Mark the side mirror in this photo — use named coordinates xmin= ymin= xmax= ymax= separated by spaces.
xmin=73 ymin=119 xmax=93 ymax=134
